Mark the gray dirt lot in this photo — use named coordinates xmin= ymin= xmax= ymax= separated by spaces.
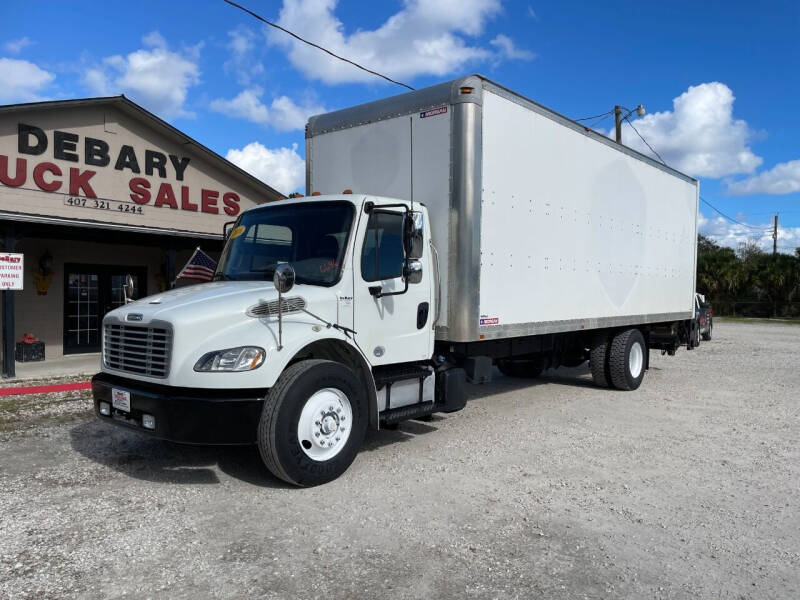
xmin=1 ymin=320 xmax=798 ymax=599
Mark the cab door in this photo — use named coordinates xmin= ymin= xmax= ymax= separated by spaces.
xmin=352 ymin=207 xmax=433 ymax=365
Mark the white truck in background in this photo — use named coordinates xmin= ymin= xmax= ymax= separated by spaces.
xmin=93 ymin=75 xmax=699 ymax=486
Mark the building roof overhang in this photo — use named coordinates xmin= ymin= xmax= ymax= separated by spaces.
xmin=0 ymin=95 xmax=285 ymax=202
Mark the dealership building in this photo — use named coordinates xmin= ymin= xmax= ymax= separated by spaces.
xmin=0 ymin=96 xmax=283 ymax=375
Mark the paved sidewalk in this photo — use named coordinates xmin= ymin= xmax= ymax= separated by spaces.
xmin=5 ymin=353 xmax=100 ymax=382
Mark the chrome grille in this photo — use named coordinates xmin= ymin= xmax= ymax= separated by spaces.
xmin=103 ymin=323 xmax=171 ymax=377
xmin=247 ymin=297 xmax=306 ymax=318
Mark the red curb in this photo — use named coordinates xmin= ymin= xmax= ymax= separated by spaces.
xmin=0 ymin=381 xmax=93 ymax=397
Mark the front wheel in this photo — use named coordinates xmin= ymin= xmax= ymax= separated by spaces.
xmin=608 ymin=328 xmax=647 ymax=391
xmin=258 ymin=359 xmax=367 ymax=486
xmin=702 ymin=321 xmax=712 ymax=341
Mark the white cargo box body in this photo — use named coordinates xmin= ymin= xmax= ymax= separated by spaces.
xmin=307 ymin=75 xmax=699 ymax=343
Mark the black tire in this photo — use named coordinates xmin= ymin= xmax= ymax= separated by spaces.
xmin=608 ymin=328 xmax=647 ymax=391
xmin=258 ymin=359 xmax=367 ymax=487
xmin=691 ymin=321 xmax=700 ymax=348
xmin=590 ymin=334 xmax=612 ymax=388
xmin=702 ymin=321 xmax=712 ymax=341
xmin=497 ymin=357 xmax=545 ymax=378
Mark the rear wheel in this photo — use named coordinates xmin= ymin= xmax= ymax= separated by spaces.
xmin=702 ymin=321 xmax=712 ymax=341
xmin=497 ymin=357 xmax=546 ymax=378
xmin=258 ymin=359 xmax=367 ymax=486
xmin=608 ymin=328 xmax=647 ymax=391
xmin=590 ymin=334 xmax=612 ymax=388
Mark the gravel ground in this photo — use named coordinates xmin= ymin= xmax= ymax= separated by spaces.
xmin=1 ymin=320 xmax=798 ymax=599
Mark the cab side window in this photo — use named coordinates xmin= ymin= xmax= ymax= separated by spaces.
xmin=361 ymin=211 xmax=404 ymax=281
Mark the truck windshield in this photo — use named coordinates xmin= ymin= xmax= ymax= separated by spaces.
xmin=215 ymin=201 xmax=354 ymax=286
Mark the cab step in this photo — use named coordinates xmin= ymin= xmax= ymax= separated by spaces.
xmin=379 ymin=401 xmax=435 ymax=425
xmin=372 ymin=364 xmax=431 ymax=388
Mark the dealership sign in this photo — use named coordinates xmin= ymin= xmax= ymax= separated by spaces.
xmin=0 ymin=253 xmax=24 ymax=290
xmin=0 ymin=123 xmax=242 ymax=217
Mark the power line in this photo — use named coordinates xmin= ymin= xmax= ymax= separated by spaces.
xmin=222 ymin=0 xmax=415 ymax=91
xmin=699 ymin=196 xmax=773 ymax=231
xmin=610 ymin=109 xmax=792 ymax=226
xmin=586 ymin=114 xmax=613 ymax=130
xmin=611 ymin=119 xmax=775 ymax=234
xmin=623 ymin=116 xmax=667 ymax=165
xmin=575 ymin=110 xmax=614 ymax=122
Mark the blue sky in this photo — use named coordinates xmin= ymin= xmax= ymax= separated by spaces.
xmin=2 ymin=0 xmax=799 ymax=251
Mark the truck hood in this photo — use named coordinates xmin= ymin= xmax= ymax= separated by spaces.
xmin=100 ymin=280 xmax=356 ymax=388
xmin=106 ymin=281 xmax=335 ymax=326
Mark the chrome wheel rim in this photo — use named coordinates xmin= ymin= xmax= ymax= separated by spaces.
xmin=297 ymin=388 xmax=352 ymax=461
xmin=629 ymin=341 xmax=643 ymax=379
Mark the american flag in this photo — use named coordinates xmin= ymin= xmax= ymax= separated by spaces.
xmin=176 ymin=247 xmax=218 ymax=282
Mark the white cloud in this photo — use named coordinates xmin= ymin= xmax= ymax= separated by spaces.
xmin=224 ymin=26 xmax=264 ymax=85
xmin=83 ymin=31 xmax=200 ymax=118
xmin=725 ymin=159 xmax=800 ymax=196
xmin=699 ymin=212 xmax=800 ymax=254
xmin=141 ymin=31 xmax=165 ymax=48
xmin=226 ymin=142 xmax=305 ymax=194
xmin=268 ymin=0 xmax=505 ymax=84
xmin=3 ymin=37 xmax=33 ymax=55
xmin=210 ymin=88 xmax=324 ymax=131
xmin=0 ymin=57 xmax=55 ymax=102
xmin=615 ymin=82 xmax=762 ymax=178
xmin=490 ymin=34 xmax=535 ymax=61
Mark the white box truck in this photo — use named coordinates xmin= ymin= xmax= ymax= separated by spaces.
xmin=93 ymin=75 xmax=699 ymax=486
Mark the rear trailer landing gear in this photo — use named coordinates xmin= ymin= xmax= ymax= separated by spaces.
xmin=608 ymin=328 xmax=647 ymax=391
xmin=258 ymin=359 xmax=367 ymax=487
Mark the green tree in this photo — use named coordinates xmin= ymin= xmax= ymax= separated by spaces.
xmin=697 ymin=235 xmax=743 ymax=299
xmin=696 ymin=234 xmax=800 ymax=317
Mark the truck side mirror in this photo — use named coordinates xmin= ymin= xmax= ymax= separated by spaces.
xmin=273 ymin=263 xmax=296 ymax=352
xmin=404 ymin=260 xmax=423 ymax=284
xmin=123 ymin=274 xmax=135 ymax=304
xmin=273 ymin=263 xmax=296 ymax=293
xmin=403 ymin=211 xmax=424 ymax=259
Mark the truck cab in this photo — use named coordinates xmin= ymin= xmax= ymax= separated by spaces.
xmin=695 ymin=293 xmax=713 ymax=341
xmin=92 ymin=194 xmax=465 ymax=486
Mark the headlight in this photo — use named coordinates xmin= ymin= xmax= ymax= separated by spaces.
xmin=194 ymin=346 xmax=265 ymax=372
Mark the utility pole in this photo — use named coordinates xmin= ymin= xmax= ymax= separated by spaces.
xmin=2 ymin=225 xmax=18 ymax=378
xmin=614 ymin=105 xmax=645 ymax=144
xmin=773 ymin=214 xmax=778 ymax=255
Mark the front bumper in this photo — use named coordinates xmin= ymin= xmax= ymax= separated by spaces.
xmin=92 ymin=373 xmax=264 ymax=444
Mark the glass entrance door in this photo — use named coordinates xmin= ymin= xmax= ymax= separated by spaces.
xmin=63 ymin=264 xmax=146 ymax=354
